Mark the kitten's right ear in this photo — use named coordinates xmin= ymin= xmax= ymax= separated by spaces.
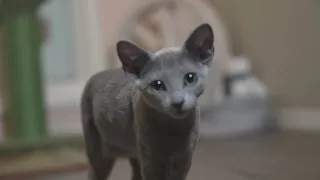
xmin=116 ymin=40 xmax=150 ymax=78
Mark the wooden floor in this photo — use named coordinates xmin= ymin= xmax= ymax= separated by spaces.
xmin=1 ymin=106 xmax=320 ymax=179
xmin=23 ymin=132 xmax=320 ymax=180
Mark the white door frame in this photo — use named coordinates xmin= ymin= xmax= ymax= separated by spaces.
xmin=44 ymin=0 xmax=106 ymax=108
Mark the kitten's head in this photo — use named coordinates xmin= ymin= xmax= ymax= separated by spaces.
xmin=117 ymin=24 xmax=214 ymax=119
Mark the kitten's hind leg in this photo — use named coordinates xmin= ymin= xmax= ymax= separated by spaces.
xmin=83 ymin=118 xmax=115 ymax=180
xmin=129 ymin=158 xmax=143 ymax=180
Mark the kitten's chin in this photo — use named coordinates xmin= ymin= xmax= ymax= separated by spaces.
xmin=168 ymin=109 xmax=191 ymax=119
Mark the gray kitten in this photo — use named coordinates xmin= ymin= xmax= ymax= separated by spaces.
xmin=81 ymin=23 xmax=214 ymax=180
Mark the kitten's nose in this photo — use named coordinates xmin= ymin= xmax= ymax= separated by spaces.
xmin=171 ymin=100 xmax=185 ymax=109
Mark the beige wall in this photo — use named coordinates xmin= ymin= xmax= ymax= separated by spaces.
xmin=1 ymin=0 xmax=319 ymax=108
xmin=209 ymin=0 xmax=320 ymax=107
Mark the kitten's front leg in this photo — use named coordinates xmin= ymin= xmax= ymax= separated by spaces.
xmin=129 ymin=158 xmax=143 ymax=180
xmin=140 ymin=154 xmax=192 ymax=180
xmin=138 ymin=144 xmax=168 ymax=180
xmin=166 ymin=152 xmax=193 ymax=180
xmin=139 ymin=143 xmax=193 ymax=180
xmin=140 ymin=156 xmax=169 ymax=180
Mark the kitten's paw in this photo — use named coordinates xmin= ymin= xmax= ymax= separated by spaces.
xmin=132 ymin=176 xmax=143 ymax=180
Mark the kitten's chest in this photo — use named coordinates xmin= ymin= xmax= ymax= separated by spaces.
xmin=135 ymin=108 xmax=200 ymax=156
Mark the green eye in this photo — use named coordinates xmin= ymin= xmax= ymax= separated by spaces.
xmin=150 ymin=80 xmax=166 ymax=91
xmin=184 ymin=73 xmax=198 ymax=85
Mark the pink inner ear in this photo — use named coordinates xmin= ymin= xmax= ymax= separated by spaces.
xmin=122 ymin=64 xmax=139 ymax=76
xmin=122 ymin=53 xmax=149 ymax=77
xmin=199 ymin=52 xmax=211 ymax=60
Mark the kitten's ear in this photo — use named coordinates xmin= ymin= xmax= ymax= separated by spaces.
xmin=117 ymin=40 xmax=150 ymax=78
xmin=183 ymin=23 xmax=214 ymax=65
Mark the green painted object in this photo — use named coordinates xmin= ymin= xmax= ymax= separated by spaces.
xmin=0 ymin=0 xmax=47 ymax=24
xmin=1 ymin=0 xmax=48 ymax=140
xmin=0 ymin=0 xmax=85 ymax=157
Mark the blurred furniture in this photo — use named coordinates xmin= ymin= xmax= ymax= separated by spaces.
xmin=200 ymin=97 xmax=271 ymax=138
xmin=106 ymin=0 xmax=234 ymax=107
xmin=104 ymin=0 xmax=272 ymax=138
xmin=0 ymin=0 xmax=83 ymax=156
xmin=1 ymin=0 xmax=47 ymax=143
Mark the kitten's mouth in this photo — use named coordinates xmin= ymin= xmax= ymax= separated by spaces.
xmin=169 ymin=108 xmax=190 ymax=118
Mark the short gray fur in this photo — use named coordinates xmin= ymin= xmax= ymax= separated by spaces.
xmin=81 ymin=23 xmax=215 ymax=180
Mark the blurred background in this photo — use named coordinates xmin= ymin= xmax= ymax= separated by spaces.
xmin=0 ymin=0 xmax=319 ymax=179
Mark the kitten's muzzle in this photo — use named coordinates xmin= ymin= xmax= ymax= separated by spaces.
xmin=171 ymin=100 xmax=185 ymax=109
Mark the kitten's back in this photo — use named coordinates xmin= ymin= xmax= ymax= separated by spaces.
xmin=87 ymin=68 xmax=130 ymax=94
xmin=87 ymin=68 xmax=135 ymax=119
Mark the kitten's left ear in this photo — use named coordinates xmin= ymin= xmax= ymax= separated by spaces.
xmin=183 ymin=23 xmax=214 ymax=65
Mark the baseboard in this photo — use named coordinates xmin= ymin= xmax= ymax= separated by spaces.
xmin=277 ymin=107 xmax=320 ymax=131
